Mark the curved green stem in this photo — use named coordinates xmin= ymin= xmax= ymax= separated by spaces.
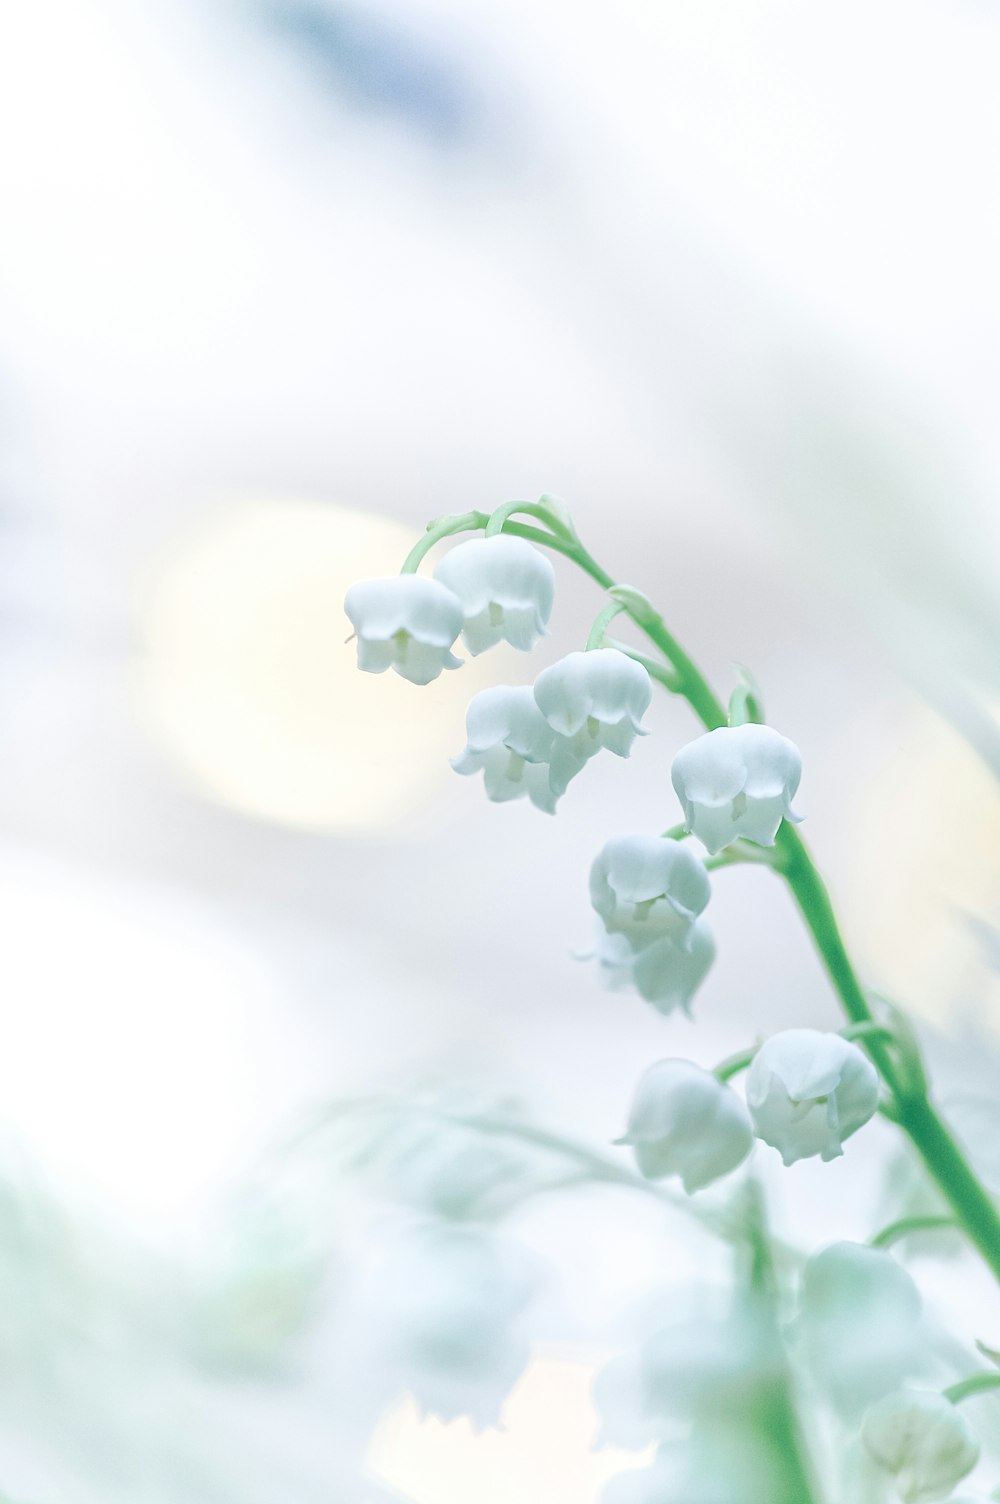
xmin=944 ymin=1372 xmax=1000 ymax=1405
xmin=869 ymin=1214 xmax=958 ymax=1250
xmin=513 ymin=515 xmax=1000 ymax=1285
xmin=400 ymin=510 xmax=489 ymax=572
xmin=585 ymin=601 xmax=628 ymax=651
xmin=714 ymin=1045 xmax=760 ymax=1082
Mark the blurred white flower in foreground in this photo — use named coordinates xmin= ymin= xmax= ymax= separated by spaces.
xmin=533 ymin=649 xmax=651 ymax=760
xmin=590 ymin=836 xmax=711 ymax=949
xmin=595 ymin=1302 xmax=778 ymax=1450
xmin=620 ymin=1059 xmax=753 ymax=1191
xmin=594 ymin=921 xmax=716 ymax=1015
xmin=451 ymin=685 xmax=586 ymax=812
xmin=601 ymin=1423 xmax=789 ymax=1504
xmin=861 ymin=1391 xmax=979 ymax=1503
xmin=790 ymin=1241 xmax=926 ymax=1416
xmin=371 ymin=1224 xmax=538 ymax=1429
xmin=344 ymin=574 xmax=464 ymax=684
xmin=670 ymin=724 xmax=802 ymax=854
xmin=433 ymin=536 xmax=555 ymax=654
xmin=746 ymin=1028 xmax=880 ymax=1165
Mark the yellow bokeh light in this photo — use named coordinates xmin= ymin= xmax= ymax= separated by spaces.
xmin=840 ymin=701 xmax=1000 ymax=1028
xmin=136 ymin=498 xmax=494 ymax=834
xmin=367 ymin=1351 xmax=650 ymax=1504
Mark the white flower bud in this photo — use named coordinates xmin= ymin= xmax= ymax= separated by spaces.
xmin=451 ymin=685 xmax=587 ymax=812
xmin=595 ymin=922 xmax=716 ymax=1016
xmin=746 ymin=1029 xmax=880 ymax=1166
xmin=344 ymin=574 xmax=464 ymax=685
xmin=861 ymin=1391 xmax=979 ymax=1503
xmin=533 ymin=649 xmax=652 ymax=760
xmin=621 ymin=1059 xmax=754 ymax=1191
xmin=590 ymin=836 xmax=711 ymax=949
xmin=670 ymin=724 xmax=802 ymax=854
xmin=792 ymin=1242 xmax=925 ymax=1415
xmin=433 ymin=535 xmax=555 ymax=654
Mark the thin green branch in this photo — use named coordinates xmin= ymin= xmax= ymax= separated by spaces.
xmin=869 ymin=1215 xmax=958 ymax=1250
xmin=944 ymin=1372 xmax=1000 ymax=1405
xmin=511 ymin=512 xmax=1000 ymax=1285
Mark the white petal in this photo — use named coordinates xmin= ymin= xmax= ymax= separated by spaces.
xmin=434 ymin=536 xmax=554 ymax=654
xmin=862 ymin=1391 xmax=979 ymax=1503
xmin=461 ymin=686 xmax=555 ymax=761
xmin=630 ymin=924 xmax=716 ymax=1015
xmin=534 ymin=649 xmax=651 ymax=737
xmin=344 ymin=574 xmax=464 ymax=646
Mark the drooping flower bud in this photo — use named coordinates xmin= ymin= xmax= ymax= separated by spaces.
xmin=791 ymin=1241 xmax=925 ymax=1415
xmin=670 ymin=724 xmax=802 ymax=854
xmin=590 ymin=836 xmax=711 ymax=949
xmin=595 ymin=922 xmax=716 ymax=1016
xmin=344 ymin=574 xmax=464 ymax=685
xmin=433 ymin=535 xmax=555 ymax=654
xmin=621 ymin=1059 xmax=754 ymax=1191
xmin=861 ymin=1391 xmax=980 ymax=1502
xmin=533 ymin=649 xmax=652 ymax=761
xmin=451 ymin=685 xmax=587 ymax=812
xmin=746 ymin=1029 xmax=880 ymax=1166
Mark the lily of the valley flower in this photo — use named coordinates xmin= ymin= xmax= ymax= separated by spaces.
xmin=451 ymin=685 xmax=587 ymax=812
xmin=861 ymin=1391 xmax=979 ymax=1503
xmin=791 ymin=1242 xmax=925 ymax=1416
xmin=590 ymin=836 xmax=711 ymax=948
xmin=596 ymin=922 xmax=716 ymax=1016
xmin=746 ymin=1029 xmax=880 ymax=1166
xmin=533 ymin=648 xmax=652 ymax=760
xmin=433 ymin=535 xmax=555 ymax=654
xmin=670 ymin=723 xmax=802 ymax=854
xmin=344 ymin=574 xmax=464 ymax=685
xmin=375 ymin=1224 xmax=536 ymax=1430
xmin=621 ymin=1059 xmax=754 ymax=1191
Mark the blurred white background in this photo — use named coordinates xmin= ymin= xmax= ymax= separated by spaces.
xmin=3 ymin=1 xmax=1000 ymax=1499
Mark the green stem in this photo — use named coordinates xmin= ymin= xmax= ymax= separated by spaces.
xmin=944 ymin=1372 xmax=1000 ymax=1405
xmin=585 ymin=601 xmax=628 ymax=651
xmin=400 ymin=510 xmax=489 ymax=572
xmin=742 ymin=1182 xmax=824 ymax=1504
xmin=869 ymin=1214 xmax=958 ymax=1250
xmin=714 ymin=1045 xmax=759 ymax=1082
xmin=605 ymin=639 xmax=681 ymax=690
xmin=512 ymin=516 xmax=1000 ymax=1285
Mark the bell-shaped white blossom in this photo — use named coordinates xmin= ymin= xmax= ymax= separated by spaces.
xmin=791 ymin=1242 xmax=925 ymax=1416
xmin=433 ymin=535 xmax=555 ymax=654
xmin=344 ymin=574 xmax=464 ymax=685
xmin=595 ymin=921 xmax=716 ymax=1016
xmin=590 ymin=836 xmax=711 ymax=949
xmin=372 ymin=1223 xmax=537 ymax=1429
xmin=670 ymin=723 xmax=803 ymax=854
xmin=861 ymin=1391 xmax=979 ymax=1503
xmin=621 ymin=1059 xmax=753 ymax=1191
xmin=533 ymin=648 xmax=652 ymax=760
xmin=746 ymin=1028 xmax=879 ymax=1166
xmin=451 ymin=685 xmax=587 ymax=812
